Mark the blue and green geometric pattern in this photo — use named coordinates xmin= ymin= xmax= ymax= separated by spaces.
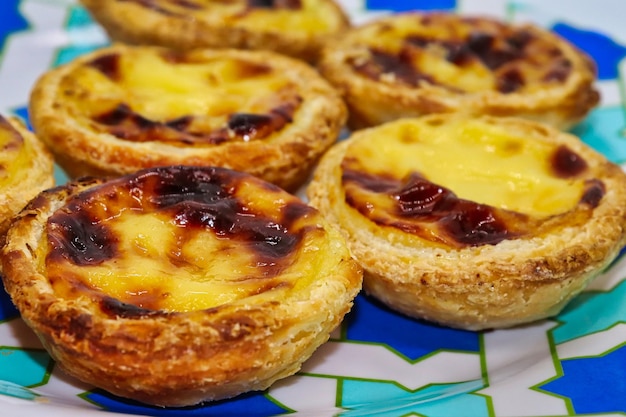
xmin=1 ymin=1 xmax=625 ymax=416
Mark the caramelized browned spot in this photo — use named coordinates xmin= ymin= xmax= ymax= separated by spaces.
xmin=248 ymin=0 xmax=302 ymax=9
xmin=550 ymin=145 xmax=588 ymax=178
xmin=580 ymin=179 xmax=605 ymax=208
xmin=227 ymin=98 xmax=300 ymax=140
xmin=497 ymin=68 xmax=525 ymax=93
xmin=351 ymin=48 xmax=438 ymax=87
xmin=92 ymin=95 xmax=301 ymax=145
xmin=47 ymin=210 xmax=120 ymax=266
xmin=342 ymin=162 xmax=604 ymax=248
xmin=87 ymin=53 xmax=121 ymax=81
xmin=100 ymin=296 xmax=168 ymax=318
xmin=84 ymin=51 xmax=298 ymax=145
xmin=46 ymin=166 xmax=315 ymax=315
xmin=343 ymin=169 xmax=524 ymax=246
xmin=351 ymin=19 xmax=572 ymax=94
xmin=406 ymin=30 xmax=527 ymax=71
xmin=151 ymin=168 xmax=306 ymax=263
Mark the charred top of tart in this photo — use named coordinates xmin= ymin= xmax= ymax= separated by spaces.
xmin=44 ymin=166 xmax=328 ymax=316
xmin=340 ymin=117 xmax=606 ymax=248
xmin=343 ymin=13 xmax=594 ymax=94
xmin=59 ymin=47 xmax=304 ymax=146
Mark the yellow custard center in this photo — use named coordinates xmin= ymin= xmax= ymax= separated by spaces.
xmin=65 ymin=50 xmax=292 ymax=123
xmin=45 ymin=168 xmax=343 ymax=313
xmin=345 ymin=117 xmax=585 ymax=218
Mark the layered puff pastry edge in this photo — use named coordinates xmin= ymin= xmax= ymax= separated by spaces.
xmin=79 ymin=0 xmax=351 ymax=63
xmin=307 ymin=115 xmax=626 ymax=330
xmin=318 ymin=12 xmax=600 ymax=130
xmin=29 ymin=44 xmax=347 ymax=191
xmin=0 ymin=165 xmax=363 ymax=406
xmin=0 ymin=115 xmax=54 ymax=239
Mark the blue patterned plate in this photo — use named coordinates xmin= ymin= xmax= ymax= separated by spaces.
xmin=1 ymin=1 xmax=625 ymax=416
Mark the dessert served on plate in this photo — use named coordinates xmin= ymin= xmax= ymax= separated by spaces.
xmin=318 ymin=12 xmax=599 ymax=130
xmin=29 ymin=44 xmax=346 ymax=191
xmin=79 ymin=0 xmax=350 ymax=62
xmin=0 ymin=165 xmax=362 ymax=407
xmin=0 ymin=115 xmax=54 ymax=239
xmin=307 ymin=114 xmax=626 ymax=330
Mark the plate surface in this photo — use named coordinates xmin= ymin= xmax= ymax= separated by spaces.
xmin=1 ymin=1 xmax=626 ymax=416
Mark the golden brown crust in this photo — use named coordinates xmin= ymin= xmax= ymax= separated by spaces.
xmin=29 ymin=45 xmax=347 ymax=192
xmin=79 ymin=0 xmax=350 ymax=63
xmin=0 ymin=115 xmax=54 ymax=239
xmin=318 ymin=12 xmax=599 ymax=130
xmin=1 ymin=166 xmax=362 ymax=407
xmin=307 ymin=115 xmax=626 ymax=330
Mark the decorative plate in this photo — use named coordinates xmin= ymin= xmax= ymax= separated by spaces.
xmin=1 ymin=1 xmax=625 ymax=416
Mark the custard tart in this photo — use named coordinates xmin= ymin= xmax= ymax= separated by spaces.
xmin=318 ymin=12 xmax=599 ymax=130
xmin=79 ymin=0 xmax=350 ymax=62
xmin=0 ymin=115 xmax=54 ymax=239
xmin=307 ymin=115 xmax=626 ymax=330
xmin=1 ymin=165 xmax=362 ymax=407
xmin=29 ymin=45 xmax=346 ymax=191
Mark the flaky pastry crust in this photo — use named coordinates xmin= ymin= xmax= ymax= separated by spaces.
xmin=29 ymin=45 xmax=347 ymax=191
xmin=318 ymin=12 xmax=599 ymax=130
xmin=307 ymin=115 xmax=626 ymax=330
xmin=0 ymin=115 xmax=54 ymax=239
xmin=79 ymin=0 xmax=350 ymax=63
xmin=1 ymin=166 xmax=362 ymax=407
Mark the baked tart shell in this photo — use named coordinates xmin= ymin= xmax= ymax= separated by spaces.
xmin=318 ymin=12 xmax=599 ymax=130
xmin=0 ymin=115 xmax=54 ymax=239
xmin=1 ymin=166 xmax=362 ymax=406
xmin=79 ymin=0 xmax=350 ymax=63
xmin=307 ymin=115 xmax=626 ymax=330
xmin=29 ymin=45 xmax=347 ymax=192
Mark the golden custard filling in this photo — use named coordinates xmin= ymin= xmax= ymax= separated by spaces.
xmin=0 ymin=116 xmax=34 ymax=188
xmin=115 ymin=0 xmax=343 ymax=34
xmin=348 ymin=13 xmax=576 ymax=94
xmin=60 ymin=48 xmax=302 ymax=146
xmin=42 ymin=167 xmax=340 ymax=313
xmin=341 ymin=118 xmax=603 ymax=248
